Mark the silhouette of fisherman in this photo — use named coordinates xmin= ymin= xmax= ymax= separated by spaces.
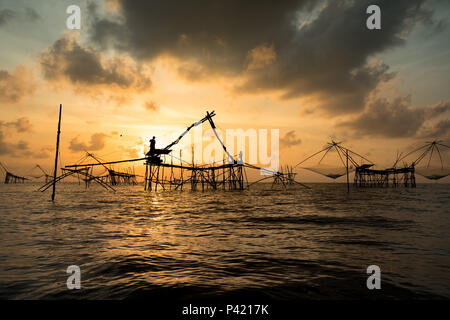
xmin=149 ymin=136 xmax=156 ymax=156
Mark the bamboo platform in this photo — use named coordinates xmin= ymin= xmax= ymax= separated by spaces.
xmin=143 ymin=159 xmax=248 ymax=191
xmin=354 ymin=165 xmax=416 ymax=188
xmin=0 ymin=162 xmax=28 ymax=184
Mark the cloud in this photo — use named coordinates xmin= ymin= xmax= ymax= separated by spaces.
xmin=24 ymin=7 xmax=41 ymax=22
xmin=424 ymin=100 xmax=450 ymax=118
xmin=246 ymin=44 xmax=277 ymax=71
xmin=39 ymin=35 xmax=152 ymax=94
xmin=337 ymin=96 xmax=423 ymax=137
xmin=30 ymin=146 xmax=53 ymax=159
xmin=103 ymin=0 xmax=121 ymax=14
xmin=0 ymin=9 xmax=15 ymax=26
xmin=337 ymin=97 xmax=450 ymax=138
xmin=0 ymin=131 xmax=23 ymax=155
xmin=280 ymin=130 xmax=302 ymax=148
xmin=0 ymin=117 xmax=32 ymax=133
xmin=0 ymin=7 xmax=41 ymax=26
xmin=0 ymin=117 xmax=48 ymax=157
xmin=123 ymin=147 xmax=139 ymax=158
xmin=144 ymin=100 xmax=159 ymax=111
xmin=421 ymin=100 xmax=450 ymax=140
xmin=87 ymin=0 xmax=440 ymax=114
xmin=422 ymin=119 xmax=450 ymax=138
xmin=0 ymin=66 xmax=36 ymax=104
xmin=69 ymin=133 xmax=109 ymax=152
xmin=0 ymin=132 xmax=35 ymax=157
xmin=18 ymin=146 xmax=53 ymax=159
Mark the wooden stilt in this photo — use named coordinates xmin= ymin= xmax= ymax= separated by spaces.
xmin=52 ymin=104 xmax=62 ymax=202
xmin=346 ymin=149 xmax=350 ymax=193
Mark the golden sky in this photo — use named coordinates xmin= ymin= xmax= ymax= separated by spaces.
xmin=0 ymin=0 xmax=449 ymax=182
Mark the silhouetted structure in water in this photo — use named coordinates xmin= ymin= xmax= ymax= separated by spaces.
xmin=84 ymin=153 xmax=138 ymax=185
xmin=351 ymin=148 xmax=416 ymax=188
xmin=64 ymin=111 xmax=308 ymax=192
xmin=295 ymin=140 xmax=372 ymax=190
xmin=38 ymin=167 xmax=116 ymax=193
xmin=354 ymin=164 xmax=416 ymax=188
xmin=0 ymin=162 xmax=28 ymax=184
xmin=141 ymin=111 xmax=308 ymax=191
xmin=58 ymin=113 xmax=449 ymax=193
xmin=143 ymin=111 xmax=249 ymax=191
xmin=30 ymin=165 xmax=52 ymax=183
xmin=355 ymin=140 xmax=450 ymax=187
xmin=294 ymin=140 xmax=425 ymax=188
xmin=44 ymin=152 xmax=139 ymax=190
xmin=396 ymin=141 xmax=450 ymax=181
xmin=245 ymin=164 xmax=308 ymax=189
xmin=294 ymin=140 xmax=370 ymax=180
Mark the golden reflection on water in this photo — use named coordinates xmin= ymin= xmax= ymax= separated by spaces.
xmin=0 ymin=182 xmax=449 ymax=298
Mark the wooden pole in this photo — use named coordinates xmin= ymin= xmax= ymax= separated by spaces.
xmin=52 ymin=104 xmax=62 ymax=202
xmin=144 ymin=163 xmax=148 ymax=191
xmin=180 ymin=150 xmax=183 ymax=191
xmin=346 ymin=149 xmax=350 ymax=193
xmin=148 ymin=163 xmax=152 ymax=190
xmin=155 ymin=165 xmax=159 ymax=191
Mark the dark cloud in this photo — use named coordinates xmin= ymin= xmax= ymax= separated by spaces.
xmin=238 ymin=0 xmax=432 ymax=113
xmin=0 ymin=7 xmax=41 ymax=26
xmin=0 ymin=9 xmax=15 ymax=26
xmin=69 ymin=133 xmax=109 ymax=152
xmin=412 ymin=0 xmax=447 ymax=35
xmin=88 ymin=0 xmax=439 ymax=114
xmin=0 ymin=66 xmax=36 ymax=103
xmin=338 ymin=96 xmax=423 ymax=137
xmin=89 ymin=0 xmax=315 ymax=66
xmin=338 ymin=97 xmax=450 ymax=138
xmin=39 ymin=36 xmax=151 ymax=91
xmin=280 ymin=130 xmax=302 ymax=148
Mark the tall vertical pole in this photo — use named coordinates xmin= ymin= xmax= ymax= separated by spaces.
xmin=222 ymin=156 xmax=225 ymax=189
xmin=346 ymin=149 xmax=350 ymax=193
xmin=155 ymin=165 xmax=160 ymax=191
xmin=144 ymin=163 xmax=148 ymax=191
xmin=180 ymin=150 xmax=183 ymax=191
xmin=148 ymin=163 xmax=152 ymax=191
xmin=52 ymin=104 xmax=62 ymax=202
xmin=170 ymin=155 xmax=173 ymax=190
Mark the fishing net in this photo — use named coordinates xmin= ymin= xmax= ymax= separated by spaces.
xmin=302 ymin=165 xmax=354 ymax=180
xmin=415 ymin=167 xmax=450 ymax=180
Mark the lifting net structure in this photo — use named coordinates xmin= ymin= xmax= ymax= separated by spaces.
xmin=397 ymin=141 xmax=450 ymax=180
xmin=294 ymin=140 xmax=373 ymax=180
xmin=302 ymin=165 xmax=351 ymax=180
